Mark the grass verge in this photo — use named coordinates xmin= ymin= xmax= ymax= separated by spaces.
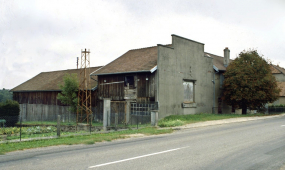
xmin=0 ymin=127 xmax=173 ymax=154
xmin=158 ymin=113 xmax=279 ymax=127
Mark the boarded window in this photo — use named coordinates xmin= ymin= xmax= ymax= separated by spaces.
xmin=183 ymin=81 xmax=194 ymax=102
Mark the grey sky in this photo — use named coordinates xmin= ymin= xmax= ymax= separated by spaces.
xmin=1 ymin=0 xmax=285 ymax=89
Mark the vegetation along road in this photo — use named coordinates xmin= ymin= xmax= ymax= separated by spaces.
xmin=0 ymin=115 xmax=285 ymax=170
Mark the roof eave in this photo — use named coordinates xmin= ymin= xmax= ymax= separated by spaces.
xmin=92 ymin=70 xmax=156 ymax=76
xmin=11 ymin=90 xmax=62 ymax=92
xmin=213 ymin=65 xmax=219 ymax=72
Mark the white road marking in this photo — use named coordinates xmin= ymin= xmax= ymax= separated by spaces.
xmin=281 ymin=125 xmax=285 ymax=127
xmin=88 ymin=147 xmax=188 ymax=168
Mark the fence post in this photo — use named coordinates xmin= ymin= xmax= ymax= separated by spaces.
xmin=103 ymin=111 xmax=108 ymax=131
xmin=103 ymin=98 xmax=111 ymax=131
xmin=20 ymin=117 xmax=22 ymax=141
xmin=90 ymin=115 xmax=92 ymax=134
xmin=57 ymin=115 xmax=61 ymax=137
xmin=126 ymin=101 xmax=131 ymax=125
xmin=151 ymin=110 xmax=158 ymax=126
xmin=137 ymin=104 xmax=138 ymax=129
xmin=115 ymin=113 xmax=118 ymax=131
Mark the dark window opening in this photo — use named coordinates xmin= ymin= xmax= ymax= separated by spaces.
xmin=125 ymin=76 xmax=134 ymax=88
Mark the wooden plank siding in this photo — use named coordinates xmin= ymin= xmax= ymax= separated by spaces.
xmin=98 ymin=72 xmax=156 ymax=102
xmin=13 ymin=90 xmax=98 ymax=107
xmin=98 ymin=74 xmax=125 ymax=100
xmin=136 ymin=73 xmax=156 ymax=102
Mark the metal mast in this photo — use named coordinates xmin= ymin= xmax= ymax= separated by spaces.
xmin=77 ymin=49 xmax=92 ymax=124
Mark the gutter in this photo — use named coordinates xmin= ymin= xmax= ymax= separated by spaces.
xmin=91 ymin=70 xmax=155 ymax=76
xmin=11 ymin=90 xmax=62 ymax=92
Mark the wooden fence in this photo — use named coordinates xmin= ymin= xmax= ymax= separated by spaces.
xmin=19 ymin=104 xmax=101 ymax=122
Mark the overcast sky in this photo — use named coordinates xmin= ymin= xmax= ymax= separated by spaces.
xmin=1 ymin=0 xmax=285 ymax=89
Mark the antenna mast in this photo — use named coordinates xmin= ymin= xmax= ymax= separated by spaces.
xmin=77 ymin=49 xmax=92 ymax=124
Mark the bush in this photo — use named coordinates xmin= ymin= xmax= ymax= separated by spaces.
xmin=269 ymin=104 xmax=285 ymax=108
xmin=0 ymin=100 xmax=20 ymax=127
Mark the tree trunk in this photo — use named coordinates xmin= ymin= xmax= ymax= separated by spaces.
xmin=242 ymin=101 xmax=247 ymax=115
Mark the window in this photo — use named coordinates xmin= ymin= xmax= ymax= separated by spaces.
xmin=183 ymin=81 xmax=194 ymax=103
xmin=125 ymin=76 xmax=134 ymax=88
xmin=220 ymin=74 xmax=224 ymax=88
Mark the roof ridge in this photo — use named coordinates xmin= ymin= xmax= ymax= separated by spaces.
xmin=129 ymin=45 xmax=158 ymax=51
xmin=129 ymin=44 xmax=172 ymax=51
xmin=204 ymin=52 xmax=222 ymax=58
xmin=39 ymin=66 xmax=103 ymax=74
xmin=276 ymin=65 xmax=285 ymax=70
xmin=271 ymin=64 xmax=284 ymax=73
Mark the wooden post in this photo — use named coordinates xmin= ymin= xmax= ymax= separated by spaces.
xmin=57 ymin=115 xmax=61 ymax=137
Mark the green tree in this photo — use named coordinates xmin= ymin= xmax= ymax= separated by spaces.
xmin=0 ymin=88 xmax=13 ymax=103
xmin=222 ymin=50 xmax=281 ymax=114
xmin=57 ymin=74 xmax=79 ymax=113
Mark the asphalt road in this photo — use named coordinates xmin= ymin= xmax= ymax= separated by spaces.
xmin=1 ymin=116 xmax=285 ymax=170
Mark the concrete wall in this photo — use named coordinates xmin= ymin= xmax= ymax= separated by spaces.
xmin=213 ymin=73 xmax=232 ymax=114
xmin=274 ymin=73 xmax=285 ymax=82
xmin=157 ymin=35 xmax=213 ymax=119
xmin=272 ymin=97 xmax=285 ymax=105
xmin=273 ymin=73 xmax=285 ymax=105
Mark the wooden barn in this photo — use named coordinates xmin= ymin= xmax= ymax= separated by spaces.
xmin=91 ymin=45 xmax=160 ymax=124
xmin=10 ymin=67 xmax=101 ymax=122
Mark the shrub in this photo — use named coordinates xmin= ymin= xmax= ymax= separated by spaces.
xmin=0 ymin=100 xmax=20 ymax=127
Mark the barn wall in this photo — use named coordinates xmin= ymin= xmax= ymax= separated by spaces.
xmin=98 ymin=72 xmax=156 ymax=102
xmin=98 ymin=74 xmax=125 ymax=100
xmin=13 ymin=90 xmax=98 ymax=107
xmin=19 ymin=104 xmax=99 ymax=122
xmin=136 ymin=72 xmax=156 ymax=102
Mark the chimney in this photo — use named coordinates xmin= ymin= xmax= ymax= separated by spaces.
xmin=224 ymin=47 xmax=230 ymax=67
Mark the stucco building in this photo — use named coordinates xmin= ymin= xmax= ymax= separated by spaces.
xmin=91 ymin=34 xmax=232 ymax=120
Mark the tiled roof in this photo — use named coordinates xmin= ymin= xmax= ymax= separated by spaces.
xmin=11 ymin=66 xmax=102 ymax=92
xmin=205 ymin=52 xmax=229 ymax=71
xmin=270 ymin=65 xmax=281 ymax=73
xmin=90 ymin=44 xmax=283 ymax=76
xmin=271 ymin=64 xmax=285 ymax=74
xmin=91 ymin=46 xmax=160 ymax=75
xmin=278 ymin=82 xmax=285 ymax=97
xmin=91 ymin=45 xmax=228 ymax=75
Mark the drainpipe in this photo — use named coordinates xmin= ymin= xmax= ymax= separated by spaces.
xmin=212 ymin=70 xmax=218 ymax=114
xmin=212 ymin=73 xmax=215 ymax=114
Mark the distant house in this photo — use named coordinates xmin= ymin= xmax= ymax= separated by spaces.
xmin=270 ymin=64 xmax=285 ymax=105
xmin=91 ymin=34 xmax=234 ymax=120
xmin=10 ymin=67 xmax=101 ymax=121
